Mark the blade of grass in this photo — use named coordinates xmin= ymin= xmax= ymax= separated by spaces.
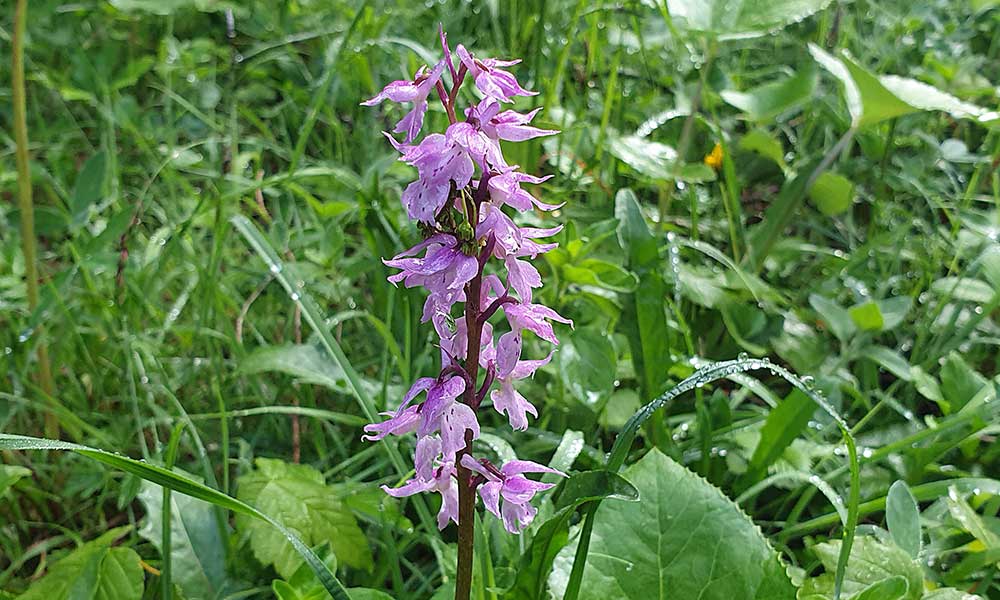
xmin=161 ymin=422 xmax=185 ymax=600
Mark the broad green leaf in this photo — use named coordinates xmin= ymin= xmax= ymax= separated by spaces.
xmin=745 ymin=389 xmax=816 ymax=483
xmin=809 ymin=44 xmax=998 ymax=127
xmin=837 ymin=54 xmax=920 ymax=127
xmin=809 ymin=294 xmax=856 ymax=341
xmin=809 ymin=171 xmax=854 ymax=216
xmin=19 ymin=527 xmax=143 ymax=600
xmin=772 ymin=313 xmax=826 ymax=373
xmin=886 ymin=481 xmax=921 ymax=558
xmin=947 ymin=492 xmax=1000 ymax=549
xmin=678 ymin=264 xmax=729 ymax=308
xmin=551 ymin=449 xmax=796 ymax=600
xmin=667 ymin=0 xmax=833 ymax=39
xmin=607 ymin=134 xmax=677 ymax=179
xmin=615 ymin=189 xmax=657 ymax=267
xmin=879 ymin=76 xmax=998 ymax=123
xmin=241 ymin=344 xmax=350 ymax=392
xmin=601 ymin=389 xmax=642 ymax=430
xmin=558 ymin=328 xmax=618 ymax=407
xmin=853 ymin=576 xmax=908 ymax=600
xmin=138 ymin=480 xmax=228 ymax=598
xmin=237 ymin=458 xmax=372 ymax=578
xmin=939 ymin=352 xmax=987 ymax=410
xmin=910 ymin=367 xmax=945 ymax=409
xmin=607 ymin=134 xmax=715 ymax=182
xmin=70 ymin=151 xmax=107 ymax=226
xmin=0 ymin=434 xmax=352 ymax=600
xmin=0 ymin=465 xmax=31 ymax=497
xmin=547 ymin=430 xmax=586 ymax=475
xmin=980 ymin=245 xmax=1000 ymax=290
xmin=615 ymin=189 xmax=672 ymax=399
xmin=739 ymin=128 xmax=788 ymax=170
xmin=562 ymin=258 xmax=639 ymax=292
xmin=877 ymin=297 xmax=912 ymax=330
xmin=721 ymin=67 xmax=816 ymax=121
xmin=860 ymin=346 xmax=912 ymax=381
xmin=849 ymin=301 xmax=884 ymax=331
xmin=506 ymin=470 xmax=638 ymax=600
xmin=929 ymin=278 xmax=996 ymax=303
xmin=802 ymin=537 xmax=922 ymax=600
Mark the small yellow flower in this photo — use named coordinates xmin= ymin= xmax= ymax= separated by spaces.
xmin=703 ymin=142 xmax=723 ymax=171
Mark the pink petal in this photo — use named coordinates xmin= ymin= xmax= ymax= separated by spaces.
xmin=490 ymin=382 xmax=537 ymax=431
xmin=479 ymin=481 xmax=503 ymax=518
xmin=495 ymin=332 xmax=521 ymax=378
xmin=501 ymin=459 xmax=566 ymax=478
xmin=460 ymin=454 xmax=496 ymax=480
xmin=381 ymin=477 xmax=434 ymax=498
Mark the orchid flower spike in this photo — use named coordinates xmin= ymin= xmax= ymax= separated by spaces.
xmin=362 ymin=29 xmax=571 ymax=535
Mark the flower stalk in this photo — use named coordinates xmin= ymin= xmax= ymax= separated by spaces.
xmin=12 ymin=0 xmax=58 ymax=438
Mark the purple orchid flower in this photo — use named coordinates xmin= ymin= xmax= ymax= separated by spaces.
xmin=362 ymin=61 xmax=445 ymax=142
xmin=460 ymin=455 xmax=565 ymax=533
xmin=439 ymin=317 xmax=496 ymax=369
xmin=384 ymin=234 xmax=479 ymax=319
xmin=383 ymin=436 xmax=460 ymax=529
xmin=467 ymin=98 xmax=557 ymax=142
xmin=491 ymin=332 xmax=554 ymax=430
xmin=455 ymin=44 xmax=536 ymax=103
xmin=487 ymin=170 xmax=562 ymax=212
xmin=362 ymin=376 xmax=435 ymax=441
xmin=505 ymin=302 xmax=573 ymax=345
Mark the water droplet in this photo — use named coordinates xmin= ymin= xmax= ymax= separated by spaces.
xmin=801 ymin=375 xmax=815 ymax=389
xmin=3 ymin=347 xmax=11 ymax=355
xmin=269 ymin=263 xmax=281 ymax=274
xmin=17 ymin=328 xmax=33 ymax=343
xmin=737 ymin=352 xmax=749 ymax=361
xmin=140 ymin=375 xmax=149 ymax=384
xmin=290 ymin=292 xmax=300 ymax=302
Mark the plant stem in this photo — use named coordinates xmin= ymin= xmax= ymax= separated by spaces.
xmin=455 ymin=261 xmax=484 ymax=600
xmin=12 ymin=0 xmax=58 ymax=438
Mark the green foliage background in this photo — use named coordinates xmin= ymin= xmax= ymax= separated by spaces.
xmin=1 ymin=0 xmax=999 ymax=598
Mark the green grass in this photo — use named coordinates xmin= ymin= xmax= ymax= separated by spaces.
xmin=1 ymin=0 xmax=999 ymax=598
